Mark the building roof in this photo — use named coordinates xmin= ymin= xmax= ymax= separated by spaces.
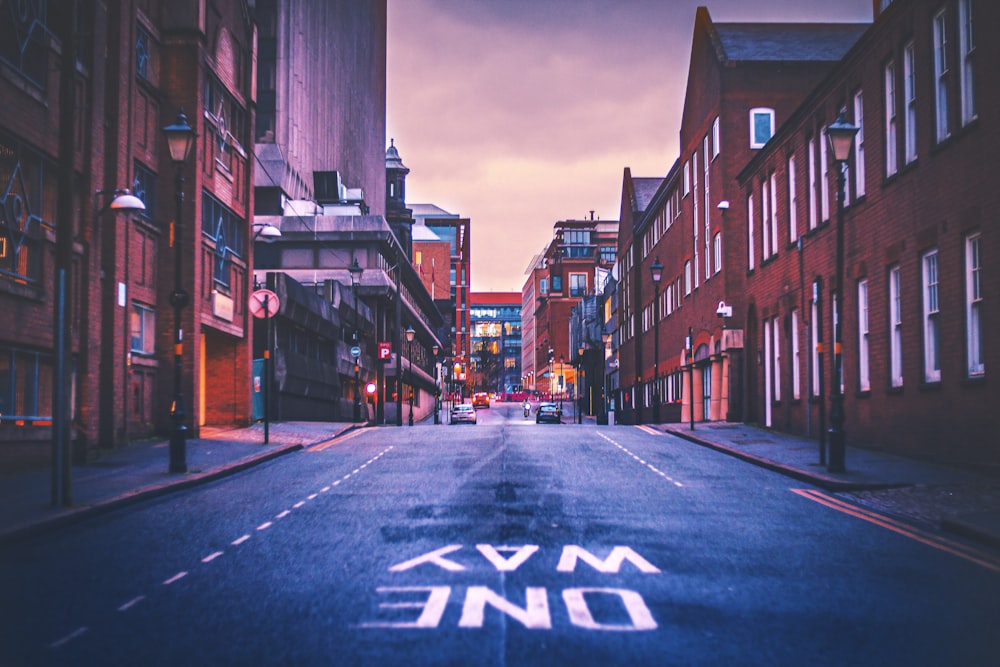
xmin=632 ymin=178 xmax=663 ymax=214
xmin=712 ymin=22 xmax=869 ymax=62
xmin=412 ymin=222 xmax=443 ymax=242
xmin=411 ymin=203 xmax=458 ymax=219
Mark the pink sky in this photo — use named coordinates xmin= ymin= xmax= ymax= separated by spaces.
xmin=387 ymin=0 xmax=874 ymax=293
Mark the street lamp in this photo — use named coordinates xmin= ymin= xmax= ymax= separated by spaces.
xmin=162 ymin=110 xmax=196 ymax=474
xmin=687 ymin=326 xmax=695 ymax=431
xmin=349 ymin=258 xmax=364 ymax=422
xmin=432 ymin=344 xmax=440 ymax=424
xmin=252 ymin=225 xmax=281 ymax=445
xmin=825 ymin=111 xmax=859 ymax=473
xmin=559 ymin=354 xmax=564 ymax=412
xmin=649 ymin=257 xmax=664 ymax=423
xmin=576 ymin=345 xmax=584 ymax=424
xmin=405 ymin=325 xmax=416 ymax=426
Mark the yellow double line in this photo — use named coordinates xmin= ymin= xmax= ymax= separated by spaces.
xmin=793 ymin=488 xmax=1000 ymax=573
xmin=307 ymin=428 xmax=369 ymax=452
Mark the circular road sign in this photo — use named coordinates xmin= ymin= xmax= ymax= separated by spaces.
xmin=351 ymin=345 xmax=362 ymax=358
xmin=249 ymin=289 xmax=280 ymax=319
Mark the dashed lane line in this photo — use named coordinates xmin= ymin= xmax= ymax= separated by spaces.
xmin=598 ymin=433 xmax=684 ymax=487
xmin=48 ymin=444 xmax=395 ymax=651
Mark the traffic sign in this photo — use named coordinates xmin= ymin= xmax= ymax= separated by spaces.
xmin=351 ymin=345 xmax=362 ymax=358
xmin=378 ymin=342 xmax=392 ymax=360
xmin=249 ymin=289 xmax=280 ymax=319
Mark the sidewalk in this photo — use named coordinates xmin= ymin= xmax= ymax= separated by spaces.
xmin=655 ymin=421 xmax=1000 ymax=548
xmin=0 ymin=421 xmax=356 ymax=544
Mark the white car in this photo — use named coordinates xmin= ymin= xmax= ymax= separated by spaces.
xmin=451 ymin=403 xmax=477 ymax=425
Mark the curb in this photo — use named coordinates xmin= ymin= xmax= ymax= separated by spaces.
xmin=0 ymin=442 xmax=305 ymax=545
xmin=661 ymin=428 xmax=905 ymax=493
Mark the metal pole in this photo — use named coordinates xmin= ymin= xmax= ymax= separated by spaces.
xmin=395 ymin=269 xmax=403 ymax=426
xmin=828 ymin=163 xmax=847 ymax=472
xmin=407 ymin=337 xmax=414 ymax=426
xmin=816 ymin=276 xmax=826 ymax=466
xmin=653 ymin=285 xmax=660 ymax=424
xmin=263 ymin=291 xmax=270 ymax=445
xmin=169 ymin=163 xmax=189 ymax=473
xmin=353 ymin=280 xmax=361 ymax=423
xmin=688 ymin=326 xmax=695 ymax=431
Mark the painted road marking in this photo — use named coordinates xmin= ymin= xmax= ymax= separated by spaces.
xmin=792 ymin=488 xmax=1000 ymax=573
xmin=598 ymin=433 xmax=684 ymax=487
xmin=163 ymin=572 xmax=187 ymax=585
xmin=232 ymin=535 xmax=251 ymax=546
xmin=49 ymin=627 xmax=87 ymax=650
xmin=117 ymin=596 xmax=145 ymax=612
xmin=308 ymin=427 xmax=370 ymax=452
xmin=202 ymin=551 xmax=224 ymax=563
xmin=635 ymin=425 xmax=662 ymax=436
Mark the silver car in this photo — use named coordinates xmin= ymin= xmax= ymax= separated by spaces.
xmin=451 ymin=403 xmax=477 ymax=425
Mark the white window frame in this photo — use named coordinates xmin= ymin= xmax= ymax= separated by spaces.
xmin=750 ymin=108 xmax=775 ymax=149
xmin=704 ymin=135 xmax=711 ymax=279
xmin=922 ymin=249 xmax=941 ymax=382
xmin=889 ymin=265 xmax=903 ymax=387
xmin=808 ymin=137 xmax=818 ymax=230
xmin=762 ymin=178 xmax=771 ymax=259
xmin=959 ymin=0 xmax=976 ymax=126
xmin=788 ymin=154 xmax=798 ymax=243
xmin=769 ymin=171 xmax=778 ymax=256
xmin=684 ymin=260 xmax=692 ymax=296
xmin=747 ymin=193 xmax=755 ymax=272
xmin=858 ymin=279 xmax=870 ymax=391
xmin=853 ymin=91 xmax=865 ymax=198
xmin=811 ymin=295 xmax=821 ymax=397
xmin=933 ymin=9 xmax=951 ymax=142
xmin=772 ymin=316 xmax=781 ymax=402
xmin=692 ymin=151 xmax=699 ymax=289
xmin=791 ymin=308 xmax=801 ymax=400
xmin=885 ymin=60 xmax=898 ymax=177
xmin=712 ymin=116 xmax=720 ymax=159
xmin=966 ymin=233 xmax=984 ymax=377
xmin=713 ymin=233 xmax=721 ymax=276
xmin=904 ymin=42 xmax=918 ymax=164
xmin=683 ymin=160 xmax=690 ymax=196
xmin=130 ymin=303 xmax=156 ymax=354
xmin=820 ymin=128 xmax=830 ymax=222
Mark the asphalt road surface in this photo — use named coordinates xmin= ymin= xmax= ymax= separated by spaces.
xmin=2 ymin=403 xmax=998 ymax=666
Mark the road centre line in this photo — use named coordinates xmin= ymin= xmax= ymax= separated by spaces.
xmin=792 ymin=488 xmax=1000 ymax=573
xmin=48 ymin=627 xmax=87 ymax=650
xmin=232 ymin=534 xmax=251 ymax=545
xmin=598 ymin=433 xmax=684 ymax=487
xmin=308 ymin=427 xmax=370 ymax=452
xmin=202 ymin=551 xmax=224 ymax=563
xmin=117 ymin=596 xmax=145 ymax=612
xmin=163 ymin=572 xmax=187 ymax=585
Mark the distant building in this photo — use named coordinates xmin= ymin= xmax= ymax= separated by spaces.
xmin=469 ymin=293 xmax=522 ymax=395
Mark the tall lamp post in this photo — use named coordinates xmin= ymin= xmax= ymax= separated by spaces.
xmin=405 ymin=325 xmax=416 ymax=426
xmin=825 ymin=111 xmax=859 ymax=473
xmin=649 ymin=258 xmax=664 ymax=423
xmin=349 ymin=258 xmax=364 ymax=422
xmin=163 ymin=110 xmax=196 ymax=474
xmin=576 ymin=346 xmax=584 ymax=424
xmin=687 ymin=326 xmax=695 ymax=431
xmin=432 ymin=344 xmax=440 ymax=424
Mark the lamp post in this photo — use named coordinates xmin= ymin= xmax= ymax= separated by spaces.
xmin=162 ymin=110 xmax=196 ymax=474
xmin=405 ymin=325 xmax=416 ymax=426
xmin=558 ymin=354 xmax=564 ymax=412
xmin=576 ymin=346 xmax=584 ymax=424
xmin=252 ymin=224 xmax=281 ymax=445
xmin=432 ymin=344 xmax=440 ymax=424
xmin=649 ymin=258 xmax=663 ymax=423
xmin=349 ymin=258 xmax=364 ymax=423
xmin=687 ymin=326 xmax=695 ymax=431
xmin=825 ymin=111 xmax=859 ymax=473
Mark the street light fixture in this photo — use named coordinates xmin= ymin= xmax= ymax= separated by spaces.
xmin=559 ymin=354 xmax=565 ymax=413
xmin=162 ymin=109 xmax=196 ymax=474
xmin=577 ymin=345 xmax=585 ymax=424
xmin=432 ymin=344 xmax=440 ymax=424
xmin=649 ymin=257 xmax=664 ymax=423
xmin=349 ymin=258 xmax=364 ymax=423
xmin=405 ymin=325 xmax=416 ymax=426
xmin=825 ymin=110 xmax=859 ymax=473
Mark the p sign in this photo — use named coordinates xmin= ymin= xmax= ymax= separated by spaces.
xmin=378 ymin=342 xmax=392 ymax=361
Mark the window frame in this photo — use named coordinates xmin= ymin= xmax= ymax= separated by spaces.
xmin=750 ymin=108 xmax=775 ymax=149
xmin=858 ymin=279 xmax=870 ymax=391
xmin=966 ymin=233 xmax=984 ymax=377
xmin=922 ymin=249 xmax=941 ymax=383
xmin=889 ymin=265 xmax=904 ymax=387
xmin=933 ymin=9 xmax=951 ymax=142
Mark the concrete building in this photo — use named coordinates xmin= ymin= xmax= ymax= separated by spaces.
xmin=469 ymin=292 xmax=522 ymax=396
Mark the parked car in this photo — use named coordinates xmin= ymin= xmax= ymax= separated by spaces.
xmin=472 ymin=392 xmax=490 ymax=408
xmin=535 ymin=402 xmax=561 ymax=424
xmin=451 ymin=403 xmax=477 ymax=424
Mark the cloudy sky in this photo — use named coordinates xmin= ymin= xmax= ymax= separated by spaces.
xmin=386 ymin=0 xmax=873 ymax=293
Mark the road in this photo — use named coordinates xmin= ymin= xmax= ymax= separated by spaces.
xmin=2 ymin=403 xmax=998 ymax=666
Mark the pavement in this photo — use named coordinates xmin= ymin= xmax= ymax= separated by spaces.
xmin=1 ymin=416 xmax=998 ymax=551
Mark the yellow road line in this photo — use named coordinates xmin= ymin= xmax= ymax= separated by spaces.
xmin=308 ymin=428 xmax=368 ymax=452
xmin=635 ymin=425 xmax=662 ymax=436
xmin=792 ymin=488 xmax=1000 ymax=573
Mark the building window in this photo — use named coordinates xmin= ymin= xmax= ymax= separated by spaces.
xmin=747 ymin=193 xmax=755 ymax=271
xmin=768 ymin=172 xmax=778 ymax=257
xmin=136 ymin=24 xmax=153 ymax=82
xmin=692 ymin=151 xmax=699 ymax=289
xmin=130 ymin=303 xmax=156 ymax=354
xmin=853 ymin=91 xmax=865 ymax=198
xmin=704 ymin=136 xmax=711 ymax=280
xmin=0 ymin=0 xmax=48 ymax=87
xmin=202 ymin=192 xmax=244 ymax=291
xmin=922 ymin=249 xmax=941 ymax=382
xmin=904 ymin=42 xmax=917 ymax=164
xmin=819 ymin=124 xmax=830 ymax=222
xmin=808 ymin=137 xmax=818 ymax=230
xmin=712 ymin=116 xmax=720 ymax=159
xmin=750 ymin=108 xmax=775 ymax=149
xmin=762 ymin=178 xmax=771 ymax=259
xmin=858 ymin=279 xmax=870 ymax=391
xmin=889 ymin=265 xmax=903 ymax=387
xmin=551 ymin=275 xmax=562 ymax=293
xmin=811 ymin=294 xmax=821 ymax=397
xmin=0 ymin=136 xmax=52 ymax=284
xmin=683 ymin=160 xmax=690 ymax=195
xmin=600 ymin=246 xmax=616 ymax=263
xmin=132 ymin=162 xmax=156 ymax=220
xmin=791 ymin=308 xmax=801 ymax=400
xmin=959 ymin=0 xmax=976 ymax=125
xmin=772 ymin=317 xmax=781 ymax=401
xmin=787 ymin=155 xmax=798 ymax=242
xmin=966 ymin=233 xmax=983 ymax=377
xmin=933 ymin=9 xmax=951 ymax=142
xmin=569 ymin=273 xmax=587 ymax=297
xmin=684 ymin=260 xmax=692 ymax=296
xmin=0 ymin=348 xmax=53 ymax=422
xmin=713 ymin=233 xmax=721 ymax=275
xmin=884 ymin=61 xmax=898 ymax=177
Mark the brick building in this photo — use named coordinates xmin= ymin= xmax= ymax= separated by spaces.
xmin=1 ymin=1 xmax=256 ymax=466
xmin=739 ymin=0 xmax=997 ymax=465
xmin=616 ymin=7 xmax=867 ymax=426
